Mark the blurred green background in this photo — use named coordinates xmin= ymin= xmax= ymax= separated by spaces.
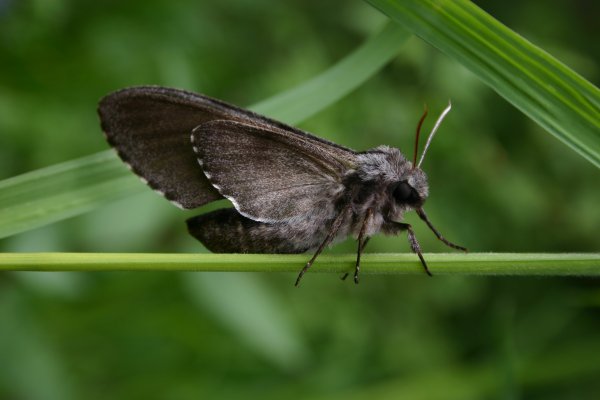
xmin=1 ymin=0 xmax=599 ymax=399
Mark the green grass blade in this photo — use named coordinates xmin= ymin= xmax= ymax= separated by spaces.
xmin=1 ymin=253 xmax=598 ymax=275
xmin=366 ymin=0 xmax=600 ymax=167
xmin=0 ymin=151 xmax=140 ymax=239
xmin=252 ymin=22 xmax=409 ymax=124
xmin=0 ymin=23 xmax=409 ymax=239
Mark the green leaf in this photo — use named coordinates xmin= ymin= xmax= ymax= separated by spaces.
xmin=366 ymin=0 xmax=600 ymax=167
xmin=0 ymin=23 xmax=409 ymax=239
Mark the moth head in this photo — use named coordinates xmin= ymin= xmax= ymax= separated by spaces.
xmin=392 ymin=101 xmax=452 ymax=209
xmin=391 ymin=167 xmax=428 ymax=209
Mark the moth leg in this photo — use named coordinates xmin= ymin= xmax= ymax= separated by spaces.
xmin=394 ymin=222 xmax=432 ymax=277
xmin=341 ymin=208 xmax=373 ymax=284
xmin=341 ymin=237 xmax=370 ymax=281
xmin=295 ymin=206 xmax=351 ymax=287
xmin=416 ymin=208 xmax=467 ymax=252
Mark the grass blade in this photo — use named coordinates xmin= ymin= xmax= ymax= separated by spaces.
xmin=366 ymin=0 xmax=600 ymax=167
xmin=0 ymin=23 xmax=409 ymax=239
xmin=1 ymin=253 xmax=598 ymax=275
xmin=0 ymin=151 xmax=140 ymax=239
xmin=252 ymin=22 xmax=409 ymax=124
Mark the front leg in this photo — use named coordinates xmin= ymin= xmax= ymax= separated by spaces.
xmin=295 ymin=205 xmax=352 ymax=287
xmin=386 ymin=221 xmax=432 ymax=277
xmin=341 ymin=208 xmax=373 ymax=284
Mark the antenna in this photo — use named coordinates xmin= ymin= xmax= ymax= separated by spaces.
xmin=417 ymin=101 xmax=452 ymax=169
xmin=412 ymin=104 xmax=428 ymax=169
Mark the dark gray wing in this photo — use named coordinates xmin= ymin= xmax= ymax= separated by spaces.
xmin=99 ymin=87 xmax=227 ymax=208
xmin=99 ymin=86 xmax=355 ymax=209
xmin=192 ymin=120 xmax=358 ymax=222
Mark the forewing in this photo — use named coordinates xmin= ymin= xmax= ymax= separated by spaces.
xmin=192 ymin=120 xmax=358 ymax=222
xmin=99 ymin=86 xmax=334 ymax=209
xmin=99 ymin=87 xmax=230 ymax=208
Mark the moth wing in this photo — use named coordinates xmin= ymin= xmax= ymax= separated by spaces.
xmin=193 ymin=120 xmax=358 ymax=222
xmin=99 ymin=86 xmax=327 ymax=209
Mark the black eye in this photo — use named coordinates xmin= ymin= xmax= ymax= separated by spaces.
xmin=393 ymin=181 xmax=419 ymax=204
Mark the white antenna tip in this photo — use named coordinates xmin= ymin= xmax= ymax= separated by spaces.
xmin=416 ymin=101 xmax=453 ymax=168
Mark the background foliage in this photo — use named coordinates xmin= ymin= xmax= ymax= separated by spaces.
xmin=0 ymin=0 xmax=598 ymax=399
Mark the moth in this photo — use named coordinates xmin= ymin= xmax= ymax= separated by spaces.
xmin=98 ymin=86 xmax=466 ymax=286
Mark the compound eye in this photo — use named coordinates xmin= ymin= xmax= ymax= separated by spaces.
xmin=393 ymin=181 xmax=413 ymax=203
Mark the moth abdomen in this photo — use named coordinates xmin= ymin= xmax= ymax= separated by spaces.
xmin=186 ymin=208 xmax=310 ymax=254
